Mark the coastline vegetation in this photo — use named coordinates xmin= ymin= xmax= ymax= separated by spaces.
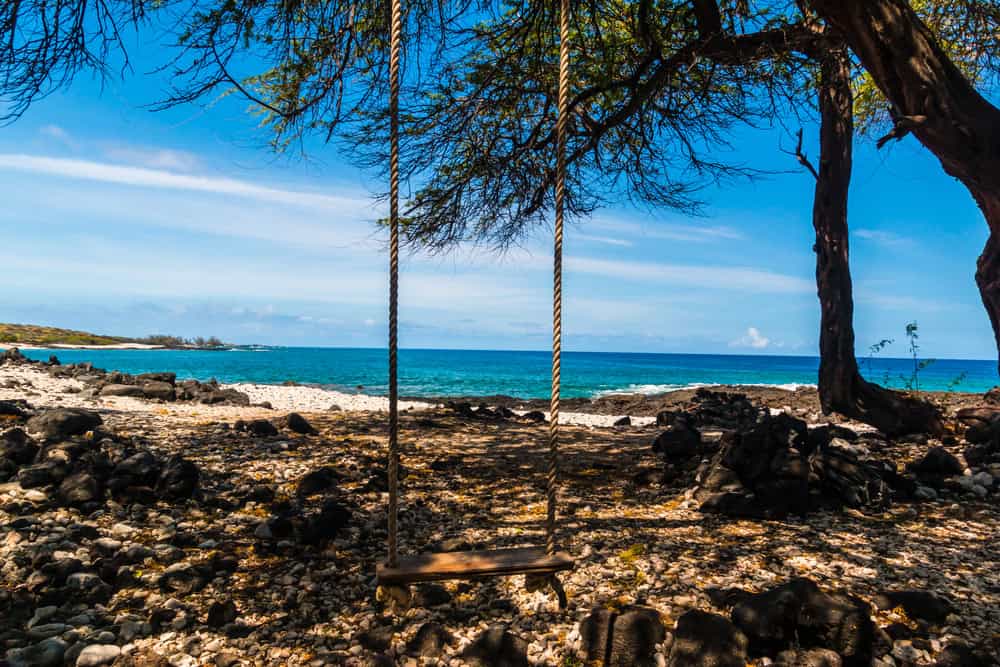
xmin=0 ymin=323 xmax=228 ymax=349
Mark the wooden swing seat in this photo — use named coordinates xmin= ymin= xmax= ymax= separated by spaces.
xmin=376 ymin=546 xmax=574 ymax=585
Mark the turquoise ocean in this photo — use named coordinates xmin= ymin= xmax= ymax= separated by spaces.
xmin=19 ymin=348 xmax=999 ymax=398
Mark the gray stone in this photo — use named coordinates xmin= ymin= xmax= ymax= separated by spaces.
xmin=75 ymin=644 xmax=121 ymax=666
xmin=653 ymin=418 xmax=701 ymax=459
xmin=15 ymin=637 xmax=68 ymax=667
xmin=609 ymin=606 xmax=666 ymax=667
xmin=873 ymin=590 xmax=954 ymax=624
xmin=284 ymin=412 xmax=316 ymax=434
xmin=295 ymin=466 xmax=338 ymax=497
xmin=27 ymin=605 xmax=59 ymax=628
xmin=27 ymin=623 xmax=71 ymax=640
xmin=26 ymin=408 xmax=102 ymax=440
xmin=17 ymin=462 xmax=61 ymax=488
xmin=155 ymin=456 xmax=199 ymax=499
xmin=908 ymin=447 xmax=963 ymax=479
xmin=207 ymin=600 xmax=238 ymax=627
xmin=972 ymin=471 xmax=994 ymax=487
xmin=141 ymin=381 xmax=176 ymax=401
xmin=92 ymin=538 xmax=123 ymax=555
xmin=59 ymin=472 xmax=101 ymax=505
xmin=406 ymin=622 xmax=454 ymax=657
xmin=413 ymin=583 xmax=452 ymax=607
xmin=668 ymin=610 xmax=748 ymax=667
xmin=733 ymin=579 xmax=874 ymax=664
xmin=66 ymin=572 xmax=101 ymax=590
xmin=119 ymin=619 xmax=145 ymax=641
xmin=462 ymin=625 xmax=528 ymax=667
xmin=99 ymin=384 xmax=145 ymax=398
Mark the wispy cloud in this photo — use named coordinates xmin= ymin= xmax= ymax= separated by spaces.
xmin=855 ymin=228 xmax=909 ymax=248
xmin=0 ymin=154 xmax=375 ymax=213
xmin=566 ymin=256 xmax=813 ymax=293
xmin=589 ymin=216 xmax=744 ymax=243
xmin=40 ymin=124 xmax=74 ymax=144
xmin=37 ymin=127 xmax=202 ymax=172
xmin=855 ymin=292 xmax=950 ymax=313
xmin=729 ymin=326 xmax=773 ymax=349
xmin=574 ymin=233 xmax=634 ymax=247
xmin=101 ymin=145 xmax=202 ymax=172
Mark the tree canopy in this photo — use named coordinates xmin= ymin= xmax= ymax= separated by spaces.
xmin=0 ymin=0 xmax=149 ymax=123
xmin=154 ymin=0 xmax=999 ymax=251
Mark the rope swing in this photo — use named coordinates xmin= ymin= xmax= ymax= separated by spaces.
xmin=378 ymin=0 xmax=574 ymax=605
xmin=386 ymin=0 xmax=402 ymax=569
xmin=547 ymin=0 xmax=571 ymax=557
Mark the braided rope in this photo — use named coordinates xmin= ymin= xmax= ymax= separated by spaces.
xmin=547 ymin=0 xmax=570 ymax=556
xmin=387 ymin=0 xmax=402 ymax=569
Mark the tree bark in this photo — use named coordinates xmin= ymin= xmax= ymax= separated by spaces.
xmin=814 ymin=51 xmax=860 ymax=413
xmin=806 ymin=0 xmax=1000 ymax=373
xmin=812 ymin=50 xmax=942 ymax=437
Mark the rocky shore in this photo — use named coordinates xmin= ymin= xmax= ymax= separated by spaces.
xmin=1 ymin=349 xmax=998 ymax=666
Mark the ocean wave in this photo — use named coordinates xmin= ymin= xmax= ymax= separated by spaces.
xmin=591 ymin=382 xmax=816 ymax=397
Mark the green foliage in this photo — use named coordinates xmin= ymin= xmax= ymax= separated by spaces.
xmin=160 ymin=0 xmax=813 ymax=250
xmin=0 ymin=323 xmax=229 ymax=348
xmin=853 ymin=0 xmax=1000 ymax=137
xmin=156 ymin=0 xmax=999 ymax=251
xmin=0 ymin=323 xmax=129 ymax=346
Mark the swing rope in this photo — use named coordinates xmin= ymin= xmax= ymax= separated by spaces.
xmin=387 ymin=0 xmax=402 ymax=569
xmin=385 ymin=0 xmax=570 ymax=565
xmin=547 ymin=0 xmax=570 ymax=556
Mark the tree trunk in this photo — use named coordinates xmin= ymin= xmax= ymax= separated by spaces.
xmin=814 ymin=51 xmax=861 ymax=413
xmin=807 ymin=0 xmax=1000 ymax=373
xmin=813 ymin=50 xmax=942 ymax=437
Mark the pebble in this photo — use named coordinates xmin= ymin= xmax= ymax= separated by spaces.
xmin=27 ymin=623 xmax=71 ymax=640
xmin=111 ymin=523 xmax=135 ymax=537
xmin=28 ymin=605 xmax=60 ymax=628
xmin=92 ymin=537 xmax=122 ymax=554
xmin=75 ymin=644 xmax=121 ymax=666
xmin=972 ymin=471 xmax=993 ymax=487
xmin=3 ymin=363 xmax=1000 ymax=667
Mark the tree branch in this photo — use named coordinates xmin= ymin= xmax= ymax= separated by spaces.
xmin=782 ymin=128 xmax=820 ymax=180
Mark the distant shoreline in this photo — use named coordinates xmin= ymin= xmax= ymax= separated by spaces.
xmin=1 ymin=342 xmax=163 ymax=350
xmin=0 ymin=343 xmax=233 ymax=351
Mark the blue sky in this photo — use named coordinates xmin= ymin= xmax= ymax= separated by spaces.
xmin=0 ymin=28 xmax=993 ymax=359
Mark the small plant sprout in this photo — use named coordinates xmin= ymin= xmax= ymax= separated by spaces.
xmin=946 ymin=371 xmax=968 ymax=392
xmin=866 ymin=338 xmax=894 ymax=382
xmin=900 ymin=321 xmax=936 ymax=392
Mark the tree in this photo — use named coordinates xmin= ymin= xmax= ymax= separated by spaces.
xmin=162 ymin=1 xmax=985 ymax=433
xmin=807 ymin=0 xmax=1000 ymax=371
xmin=803 ymin=44 xmax=940 ymax=434
xmin=0 ymin=1 xmax=150 ymax=122
xmin=163 ymin=1 xmax=821 ymax=242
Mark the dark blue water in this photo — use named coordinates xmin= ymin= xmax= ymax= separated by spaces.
xmin=20 ymin=348 xmax=998 ymax=398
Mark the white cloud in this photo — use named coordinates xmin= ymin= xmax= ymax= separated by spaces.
xmin=101 ymin=145 xmax=202 ymax=172
xmin=589 ymin=216 xmax=744 ymax=243
xmin=855 ymin=292 xmax=950 ymax=313
xmin=574 ymin=233 xmax=634 ymax=247
xmin=0 ymin=154 xmax=375 ymax=213
xmin=855 ymin=229 xmax=908 ymax=247
xmin=565 ymin=256 xmax=813 ymax=294
xmin=40 ymin=124 xmax=71 ymax=141
xmin=25 ymin=179 xmax=380 ymax=251
xmin=730 ymin=326 xmax=772 ymax=349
